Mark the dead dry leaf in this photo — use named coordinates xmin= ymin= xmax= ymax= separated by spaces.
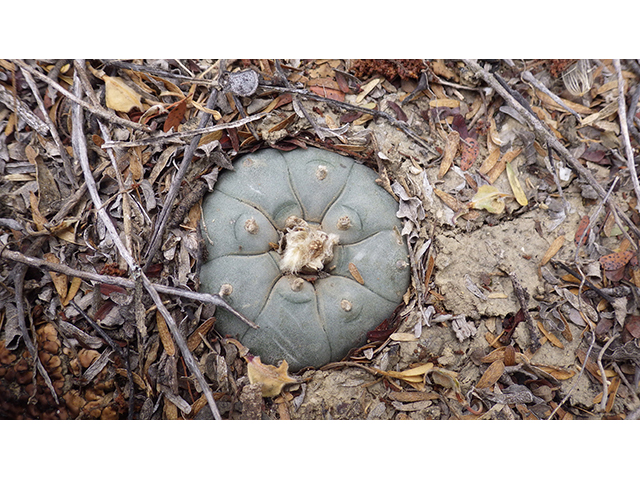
xmin=460 ymin=137 xmax=479 ymax=171
xmin=540 ymin=235 xmax=565 ymax=266
xmin=574 ymin=215 xmax=591 ymax=245
xmin=537 ymin=321 xmax=564 ymax=348
xmin=478 ymin=148 xmax=500 ymax=175
xmin=348 ymin=262 xmax=365 ymax=284
xmin=506 ymin=162 xmax=528 ymax=206
xmin=26 ymin=145 xmax=61 ymax=216
xmin=103 ymin=75 xmax=143 ymax=113
xmin=29 ymin=191 xmax=46 ymax=231
xmin=356 ymin=77 xmax=381 ymax=103
xmin=44 ymin=253 xmax=68 ymax=303
xmin=487 ymin=147 xmax=522 ymax=184
xmin=536 ymin=90 xmax=593 ymax=115
xmin=535 ymin=365 xmax=575 ymax=381
xmin=163 ymin=96 xmax=189 ymax=132
xmin=469 ymin=185 xmax=508 ymax=214
xmin=246 ymin=355 xmax=298 ymax=397
xmin=156 ymin=310 xmax=176 ymax=356
xmin=476 ymin=359 xmax=505 ymax=389
xmin=437 ymin=130 xmax=460 ymax=179
xmin=600 ymin=251 xmax=634 ymax=271
xmin=434 ymin=188 xmax=466 ymax=212
xmin=429 ymin=98 xmax=460 ymax=108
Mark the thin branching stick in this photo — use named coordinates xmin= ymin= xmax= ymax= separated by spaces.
xmin=142 ymin=85 xmax=221 ymax=268
xmin=0 ymin=241 xmax=256 ymax=329
xmin=100 ymin=112 xmax=267 ymax=149
xmin=70 ymin=67 xmax=222 ymax=420
xmin=464 ymin=59 xmax=640 ymax=244
xmin=597 ymin=333 xmax=619 ymax=412
xmin=19 ymin=65 xmax=78 ymax=189
xmin=521 ymin=70 xmax=582 ymax=121
xmin=260 ymin=84 xmax=441 ymax=157
xmin=613 ymin=59 xmax=640 ymax=212
xmin=14 ymin=59 xmax=152 ymax=133
xmin=11 ymin=237 xmax=60 ymax=405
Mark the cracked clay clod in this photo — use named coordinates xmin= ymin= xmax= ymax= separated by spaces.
xmin=200 ymin=147 xmax=410 ymax=370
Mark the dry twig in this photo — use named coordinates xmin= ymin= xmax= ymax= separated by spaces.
xmin=0 ymin=241 xmax=256 ymax=329
xmin=19 ymin=65 xmax=78 ymax=189
xmin=14 ymin=59 xmax=153 ymax=133
xmin=141 ymin=85 xmax=221 ymax=268
xmin=10 ymin=237 xmax=60 ymax=405
xmin=70 ymin=67 xmax=222 ymax=419
xmin=521 ymin=70 xmax=582 ymax=121
xmin=548 ymin=332 xmax=597 ymax=420
xmin=597 ymin=333 xmax=619 ymax=412
xmin=260 ymin=84 xmax=441 ymax=157
xmin=613 ymin=59 xmax=640 ymax=212
xmin=464 ymin=59 xmax=640 ymax=244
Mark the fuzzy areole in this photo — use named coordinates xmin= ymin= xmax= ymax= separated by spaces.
xmin=200 ymin=147 xmax=410 ymax=370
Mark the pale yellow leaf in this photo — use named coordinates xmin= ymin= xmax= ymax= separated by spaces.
xmin=44 ymin=253 xmax=68 ymax=302
xmin=469 ymin=185 xmax=507 ymax=214
xmin=389 ymin=332 xmax=419 ymax=342
xmin=429 ymin=98 xmax=460 ymax=108
xmin=103 ymin=75 xmax=143 ymax=113
xmin=246 ymin=356 xmax=298 ymax=397
xmin=63 ymin=277 xmax=82 ymax=307
xmin=356 ymin=78 xmax=381 ymax=103
xmin=487 ymin=292 xmax=508 ymax=299
xmin=506 ymin=162 xmax=528 ymax=206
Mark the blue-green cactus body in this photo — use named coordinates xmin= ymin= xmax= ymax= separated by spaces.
xmin=200 ymin=147 xmax=410 ymax=370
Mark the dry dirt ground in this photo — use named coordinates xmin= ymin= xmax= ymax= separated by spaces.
xmin=2 ymin=59 xmax=640 ymax=420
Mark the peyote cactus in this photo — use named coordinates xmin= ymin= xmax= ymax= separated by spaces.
xmin=200 ymin=147 xmax=410 ymax=370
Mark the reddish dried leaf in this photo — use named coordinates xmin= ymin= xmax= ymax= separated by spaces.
xmin=575 ymin=215 xmax=591 ymax=245
xmin=624 ymin=316 xmax=640 ymax=339
xmin=146 ymin=263 xmax=163 ymax=277
xmin=451 ymin=114 xmax=469 ymax=138
xmin=163 ymin=97 xmax=188 ymax=133
xmin=273 ymin=93 xmax=292 ymax=109
xmin=99 ymin=283 xmax=127 ymax=296
xmin=227 ymin=127 xmax=239 ymax=152
xmin=334 ymin=71 xmax=351 ymax=93
xmin=604 ymin=265 xmax=626 ymax=282
xmin=309 ymin=85 xmax=345 ymax=102
xmin=600 ymin=251 xmax=634 ymax=270
xmin=94 ymin=300 xmax=116 ymax=322
xmin=581 ymin=147 xmax=609 ymax=165
xmin=387 ymin=101 xmax=408 ymax=122
xmin=460 ymin=137 xmax=479 ymax=171
xmin=340 ymin=111 xmax=363 ymax=123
